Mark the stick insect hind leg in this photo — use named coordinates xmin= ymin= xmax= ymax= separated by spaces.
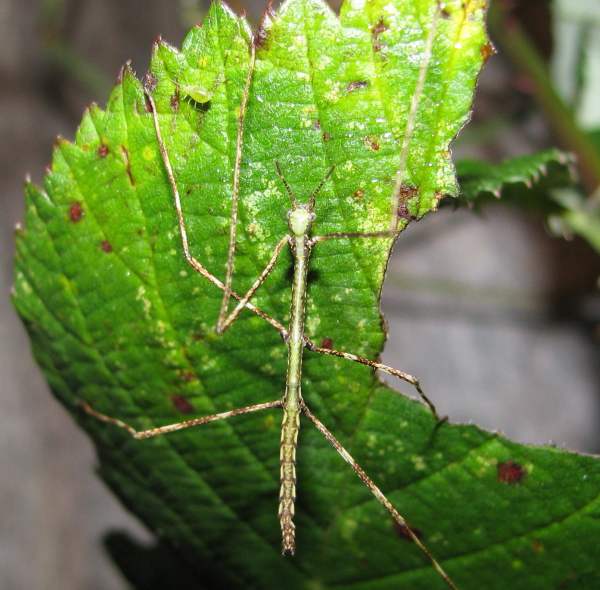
xmin=302 ymin=404 xmax=457 ymax=590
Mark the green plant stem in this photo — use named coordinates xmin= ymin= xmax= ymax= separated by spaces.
xmin=488 ymin=2 xmax=600 ymax=195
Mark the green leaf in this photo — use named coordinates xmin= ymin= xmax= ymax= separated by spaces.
xmin=12 ymin=1 xmax=600 ymax=588
xmin=456 ymin=149 xmax=576 ymax=208
xmin=455 ymin=150 xmax=600 ymax=258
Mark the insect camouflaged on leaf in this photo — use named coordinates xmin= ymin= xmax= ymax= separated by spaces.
xmin=17 ymin=2 xmax=600 ymax=588
xmin=80 ymin=3 xmax=460 ymax=588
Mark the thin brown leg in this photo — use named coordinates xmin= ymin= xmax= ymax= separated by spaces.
xmin=217 ymin=43 xmax=257 ymax=332
xmin=389 ymin=4 xmax=441 ymax=231
xmin=217 ymin=234 xmax=291 ymax=334
xmin=145 ymin=91 xmax=287 ymax=339
xmin=309 ymin=230 xmax=397 ymax=245
xmin=79 ymin=400 xmax=281 ymax=439
xmin=304 ymin=338 xmax=440 ymax=420
xmin=302 ymin=405 xmax=458 ymax=590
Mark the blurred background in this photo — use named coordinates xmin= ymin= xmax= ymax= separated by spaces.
xmin=1 ymin=0 xmax=599 ymax=588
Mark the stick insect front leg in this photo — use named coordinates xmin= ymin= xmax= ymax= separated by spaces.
xmin=216 ymin=234 xmax=291 ymax=334
xmin=80 ymin=400 xmax=281 ymax=439
xmin=217 ymin=42 xmax=256 ymax=334
xmin=302 ymin=404 xmax=457 ymax=590
xmin=305 ymin=229 xmax=442 ymax=420
xmin=145 ymin=90 xmax=287 ymax=339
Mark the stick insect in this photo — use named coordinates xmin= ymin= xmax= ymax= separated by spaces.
xmin=82 ymin=15 xmax=457 ymax=589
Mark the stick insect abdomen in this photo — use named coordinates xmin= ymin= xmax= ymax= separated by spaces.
xmin=279 ymin=222 xmax=313 ymax=554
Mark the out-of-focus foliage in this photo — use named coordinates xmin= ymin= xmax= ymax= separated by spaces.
xmin=456 ymin=149 xmax=575 ymax=207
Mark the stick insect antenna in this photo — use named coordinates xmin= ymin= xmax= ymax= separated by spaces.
xmin=275 ymin=161 xmax=298 ymax=207
xmin=308 ymin=165 xmax=335 ymax=209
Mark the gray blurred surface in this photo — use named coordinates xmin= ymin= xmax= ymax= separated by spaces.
xmin=1 ymin=1 xmax=599 ymax=589
xmin=381 ymin=207 xmax=600 ymax=452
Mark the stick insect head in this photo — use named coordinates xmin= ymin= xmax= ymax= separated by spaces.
xmin=275 ymin=163 xmax=335 ymax=237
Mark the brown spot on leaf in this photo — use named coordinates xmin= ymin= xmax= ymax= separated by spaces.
xmin=364 ymin=136 xmax=380 ymax=151
xmin=171 ymin=395 xmax=195 ymax=414
xmin=254 ymin=25 xmax=269 ymax=50
xmin=372 ymin=17 xmax=388 ymax=37
xmin=396 ymin=185 xmax=419 ymax=220
xmin=98 ymin=144 xmax=109 ymax=158
xmin=322 ymin=131 xmax=331 ymax=142
xmin=144 ymin=72 xmax=157 ymax=93
xmin=532 ymin=539 xmax=544 ymax=554
xmin=320 ymin=338 xmax=333 ymax=349
xmin=120 ymin=146 xmax=135 ymax=185
xmin=497 ymin=460 xmax=526 ymax=485
xmin=100 ymin=240 xmax=113 ymax=253
xmin=393 ymin=520 xmax=423 ymax=541
xmin=69 ymin=202 xmax=84 ymax=222
xmin=441 ymin=6 xmax=451 ymax=18
xmin=170 ymin=92 xmax=180 ymax=112
xmin=371 ymin=18 xmax=388 ymax=52
xmin=398 ymin=185 xmax=418 ymax=200
xmin=180 ymin=371 xmax=196 ymax=383
xmin=354 ymin=188 xmax=365 ymax=199
xmin=255 ymin=2 xmax=275 ymax=49
xmin=347 ymin=80 xmax=368 ymax=93
xmin=481 ymin=42 xmax=495 ymax=62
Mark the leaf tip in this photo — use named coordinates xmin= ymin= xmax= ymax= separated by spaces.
xmin=255 ymin=0 xmax=276 ymax=49
xmin=122 ymin=60 xmax=137 ymax=81
xmin=86 ymin=101 xmax=100 ymax=115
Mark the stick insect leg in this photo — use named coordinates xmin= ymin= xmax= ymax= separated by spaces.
xmin=145 ymin=91 xmax=287 ymax=339
xmin=79 ymin=400 xmax=281 ymax=440
xmin=307 ymin=231 xmax=444 ymax=421
xmin=310 ymin=230 xmax=397 ymax=245
xmin=217 ymin=43 xmax=256 ymax=333
xmin=304 ymin=338 xmax=441 ymax=420
xmin=217 ymin=234 xmax=291 ymax=334
xmin=302 ymin=405 xmax=457 ymax=590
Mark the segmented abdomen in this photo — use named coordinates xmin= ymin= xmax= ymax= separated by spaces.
xmin=279 ymin=405 xmax=300 ymax=554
